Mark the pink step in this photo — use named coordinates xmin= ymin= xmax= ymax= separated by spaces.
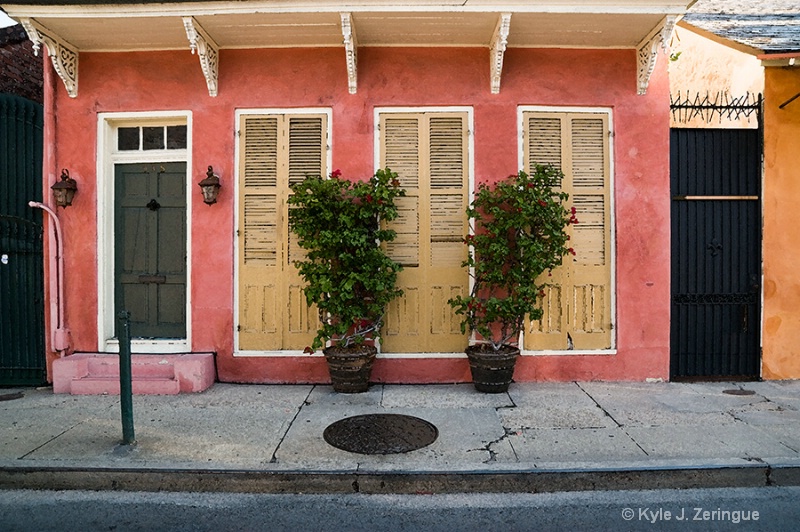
xmin=70 ymin=376 xmax=181 ymax=395
xmin=87 ymin=356 xmax=175 ymax=379
xmin=53 ymin=353 xmax=216 ymax=395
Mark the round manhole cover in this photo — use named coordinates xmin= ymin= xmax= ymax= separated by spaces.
xmin=723 ymin=389 xmax=756 ymax=396
xmin=323 ymin=414 xmax=438 ymax=455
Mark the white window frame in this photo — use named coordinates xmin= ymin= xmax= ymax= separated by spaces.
xmin=373 ymin=106 xmax=475 ymax=359
xmin=517 ymin=105 xmax=617 ymax=356
xmin=96 ymin=111 xmax=193 ymax=353
xmin=233 ymin=107 xmax=333 ymax=358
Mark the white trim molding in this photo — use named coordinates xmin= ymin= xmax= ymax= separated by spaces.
xmin=20 ymin=17 xmax=78 ymax=98
xmin=490 ymin=13 xmax=512 ymax=94
xmin=183 ymin=16 xmax=219 ymax=97
xmin=636 ymin=15 xmax=678 ymax=95
xmin=340 ymin=12 xmax=358 ymax=94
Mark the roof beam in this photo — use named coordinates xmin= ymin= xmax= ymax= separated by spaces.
xmin=636 ymin=15 xmax=678 ymax=95
xmin=19 ymin=18 xmax=78 ymax=98
xmin=341 ymin=12 xmax=357 ymax=94
xmin=490 ymin=13 xmax=512 ymax=94
xmin=183 ymin=16 xmax=219 ymax=97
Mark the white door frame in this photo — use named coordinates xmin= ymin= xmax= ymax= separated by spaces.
xmin=96 ymin=111 xmax=193 ymax=353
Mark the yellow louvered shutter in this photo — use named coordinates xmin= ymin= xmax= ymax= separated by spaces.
xmin=238 ymin=113 xmax=326 ymax=351
xmin=523 ymin=112 xmax=613 ymax=351
xmin=380 ymin=112 xmax=469 ymax=353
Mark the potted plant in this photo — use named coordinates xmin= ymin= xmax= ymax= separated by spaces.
xmin=288 ymin=167 xmax=405 ymax=393
xmin=448 ymin=166 xmax=577 ymax=392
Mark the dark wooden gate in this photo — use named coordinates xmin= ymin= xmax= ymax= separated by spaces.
xmin=0 ymin=94 xmax=46 ymax=386
xmin=670 ymin=127 xmax=762 ymax=379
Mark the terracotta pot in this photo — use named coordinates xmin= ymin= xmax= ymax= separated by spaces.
xmin=465 ymin=344 xmax=520 ymax=393
xmin=323 ymin=344 xmax=377 ymax=393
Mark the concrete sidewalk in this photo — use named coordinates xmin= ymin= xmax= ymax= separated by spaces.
xmin=1 ymin=380 xmax=799 ymax=494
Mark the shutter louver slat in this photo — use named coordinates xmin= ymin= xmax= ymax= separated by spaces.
xmin=572 ymin=118 xmax=605 ymax=188
xmin=528 ymin=117 xmax=562 ymax=169
xmin=430 ymin=193 xmax=464 ymax=267
xmin=384 ymin=118 xmax=420 ymax=189
xmin=243 ymin=195 xmax=277 ymax=266
xmin=429 ymin=117 xmax=464 ymax=189
xmin=572 ymin=196 xmax=605 ymax=266
xmin=244 ymin=117 xmax=278 ymax=187
xmin=288 ymin=117 xmax=324 ymax=185
xmin=385 ymin=196 xmax=420 ymax=267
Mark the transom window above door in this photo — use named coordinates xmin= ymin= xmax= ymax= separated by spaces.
xmin=117 ymin=125 xmax=187 ymax=151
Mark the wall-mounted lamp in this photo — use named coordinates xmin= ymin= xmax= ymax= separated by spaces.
xmin=51 ymin=169 xmax=77 ymax=208
xmin=198 ymin=165 xmax=221 ymax=205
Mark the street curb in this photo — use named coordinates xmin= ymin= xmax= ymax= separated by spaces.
xmin=2 ymin=465 xmax=798 ymax=494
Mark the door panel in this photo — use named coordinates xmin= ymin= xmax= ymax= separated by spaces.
xmin=115 ymin=163 xmax=186 ymax=339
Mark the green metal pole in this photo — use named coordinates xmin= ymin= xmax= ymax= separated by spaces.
xmin=118 ymin=310 xmax=135 ymax=445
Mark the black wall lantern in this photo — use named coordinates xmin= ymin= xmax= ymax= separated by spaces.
xmin=198 ymin=165 xmax=221 ymax=205
xmin=51 ymin=169 xmax=77 ymax=208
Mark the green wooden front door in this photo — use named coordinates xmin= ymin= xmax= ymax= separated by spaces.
xmin=115 ymin=163 xmax=186 ymax=338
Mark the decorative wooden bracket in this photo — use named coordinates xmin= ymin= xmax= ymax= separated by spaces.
xmin=183 ymin=16 xmax=219 ymax=97
xmin=490 ymin=13 xmax=512 ymax=94
xmin=341 ymin=13 xmax=358 ymax=94
xmin=20 ymin=18 xmax=78 ymax=98
xmin=636 ymin=15 xmax=678 ymax=95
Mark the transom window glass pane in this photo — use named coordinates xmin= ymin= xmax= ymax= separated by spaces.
xmin=117 ymin=124 xmax=186 ymax=152
xmin=167 ymin=125 xmax=187 ymax=149
xmin=118 ymin=127 xmax=139 ymax=151
xmin=143 ymin=126 xmax=165 ymax=150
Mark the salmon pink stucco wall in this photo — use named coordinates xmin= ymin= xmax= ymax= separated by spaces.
xmin=42 ymin=45 xmax=671 ymax=384
xmin=762 ymin=66 xmax=800 ymax=380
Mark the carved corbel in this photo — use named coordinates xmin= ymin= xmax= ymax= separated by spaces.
xmin=490 ymin=13 xmax=512 ymax=94
xmin=183 ymin=17 xmax=219 ymax=97
xmin=20 ymin=18 xmax=78 ymax=98
xmin=636 ymin=15 xmax=678 ymax=95
xmin=341 ymin=13 xmax=357 ymax=94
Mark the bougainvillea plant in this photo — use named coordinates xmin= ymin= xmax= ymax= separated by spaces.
xmin=448 ymin=165 xmax=577 ymax=352
xmin=288 ymin=167 xmax=405 ymax=352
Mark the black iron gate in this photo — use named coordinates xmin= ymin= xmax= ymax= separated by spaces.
xmin=0 ymin=93 xmax=45 ymax=386
xmin=670 ymin=94 xmax=762 ymax=379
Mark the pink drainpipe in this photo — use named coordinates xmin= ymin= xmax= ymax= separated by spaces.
xmin=28 ymin=201 xmax=70 ymax=354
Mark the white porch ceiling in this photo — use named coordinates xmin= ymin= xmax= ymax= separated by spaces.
xmin=4 ymin=2 xmax=690 ymax=50
xmin=2 ymin=1 xmax=693 ymax=96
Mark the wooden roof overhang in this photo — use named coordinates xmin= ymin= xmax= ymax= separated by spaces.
xmin=2 ymin=1 xmax=693 ymax=97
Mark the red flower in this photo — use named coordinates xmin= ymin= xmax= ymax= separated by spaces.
xmin=538 ymin=200 xmax=547 ymax=207
xmin=330 ymin=169 xmax=342 ymax=179
xmin=303 ymin=346 xmax=314 ymax=354
xmin=391 ymin=179 xmax=401 ymax=187
xmin=366 ymin=194 xmax=373 ymax=203
xmin=568 ymin=247 xmax=576 ymax=256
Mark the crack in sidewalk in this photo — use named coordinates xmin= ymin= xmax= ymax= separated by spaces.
xmin=268 ymin=385 xmax=315 ymax=464
xmin=575 ymin=382 xmax=650 ymax=457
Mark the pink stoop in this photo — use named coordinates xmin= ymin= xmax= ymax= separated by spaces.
xmin=52 ymin=353 xmax=216 ymax=395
